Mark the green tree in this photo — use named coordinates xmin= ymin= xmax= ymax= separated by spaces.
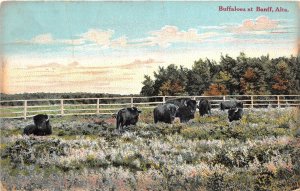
xmin=219 ymin=54 xmax=240 ymax=94
xmin=152 ymin=64 xmax=188 ymax=95
xmin=140 ymin=75 xmax=155 ymax=96
xmin=186 ymin=59 xmax=212 ymax=95
xmin=240 ymin=56 xmax=269 ymax=95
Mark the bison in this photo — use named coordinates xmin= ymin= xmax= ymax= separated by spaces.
xmin=197 ymin=98 xmax=211 ymax=116
xmin=23 ymin=114 xmax=52 ymax=136
xmin=228 ymin=108 xmax=243 ymax=122
xmin=166 ymin=98 xmax=197 ymax=122
xmin=116 ymin=107 xmax=141 ymax=132
xmin=154 ymin=103 xmax=178 ymax=124
xmin=220 ymin=100 xmax=243 ymax=111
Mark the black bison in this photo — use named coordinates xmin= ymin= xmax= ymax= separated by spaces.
xmin=23 ymin=114 xmax=52 ymax=136
xmin=166 ymin=98 xmax=197 ymax=122
xmin=154 ymin=103 xmax=178 ymax=124
xmin=197 ymin=98 xmax=211 ymax=116
xmin=228 ymin=108 xmax=243 ymax=122
xmin=116 ymin=107 xmax=141 ymax=132
xmin=220 ymin=100 xmax=243 ymax=111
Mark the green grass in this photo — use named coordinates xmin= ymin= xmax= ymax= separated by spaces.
xmin=0 ymin=108 xmax=299 ymax=190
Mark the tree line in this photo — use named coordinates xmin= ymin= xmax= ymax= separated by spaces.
xmin=140 ymin=53 xmax=300 ymax=96
xmin=0 ymin=93 xmax=130 ymax=106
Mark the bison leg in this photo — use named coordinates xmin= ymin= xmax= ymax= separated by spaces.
xmin=153 ymin=110 xmax=158 ymax=123
xmin=23 ymin=124 xmax=37 ymax=135
xmin=116 ymin=114 xmax=122 ymax=130
xmin=43 ymin=127 xmax=52 ymax=135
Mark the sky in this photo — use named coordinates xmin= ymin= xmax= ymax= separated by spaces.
xmin=0 ymin=1 xmax=299 ymax=94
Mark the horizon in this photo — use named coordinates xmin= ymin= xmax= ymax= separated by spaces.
xmin=0 ymin=1 xmax=299 ymax=94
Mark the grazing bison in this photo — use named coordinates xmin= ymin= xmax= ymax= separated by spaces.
xmin=197 ymin=98 xmax=211 ymax=116
xmin=220 ymin=100 xmax=243 ymax=111
xmin=23 ymin=114 xmax=52 ymax=136
xmin=228 ymin=108 xmax=243 ymax=122
xmin=166 ymin=98 xmax=197 ymax=122
xmin=154 ymin=103 xmax=178 ymax=124
xmin=116 ymin=107 xmax=141 ymax=132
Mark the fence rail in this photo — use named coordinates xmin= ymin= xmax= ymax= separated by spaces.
xmin=0 ymin=95 xmax=299 ymax=119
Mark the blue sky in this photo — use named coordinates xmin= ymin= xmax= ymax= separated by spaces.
xmin=1 ymin=1 xmax=298 ymax=55
xmin=0 ymin=1 xmax=299 ymax=94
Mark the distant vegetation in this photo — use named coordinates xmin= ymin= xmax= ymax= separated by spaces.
xmin=0 ymin=92 xmax=127 ymax=101
xmin=140 ymin=53 xmax=300 ymax=96
xmin=0 ymin=93 xmax=139 ymax=106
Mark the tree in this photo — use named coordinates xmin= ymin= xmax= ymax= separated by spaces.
xmin=240 ymin=66 xmax=267 ymax=95
xmin=139 ymin=54 xmax=300 ymax=96
xmin=186 ymin=59 xmax=214 ymax=95
xmin=271 ymin=60 xmax=290 ymax=94
xmin=152 ymin=64 xmax=188 ymax=95
xmin=286 ymin=56 xmax=300 ymax=94
xmin=204 ymin=84 xmax=228 ymax=96
xmin=219 ymin=54 xmax=240 ymax=94
xmin=140 ymin=75 xmax=155 ymax=96
xmin=159 ymin=80 xmax=185 ymax=96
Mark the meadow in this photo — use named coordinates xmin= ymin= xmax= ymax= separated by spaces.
xmin=0 ymin=107 xmax=300 ymax=191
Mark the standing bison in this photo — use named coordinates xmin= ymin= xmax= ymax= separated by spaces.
xmin=154 ymin=103 xmax=178 ymax=124
xmin=166 ymin=98 xmax=197 ymax=122
xmin=220 ymin=100 xmax=243 ymax=111
xmin=228 ymin=108 xmax=243 ymax=122
xmin=23 ymin=114 xmax=52 ymax=136
xmin=116 ymin=107 xmax=141 ymax=132
xmin=197 ymin=98 xmax=211 ymax=116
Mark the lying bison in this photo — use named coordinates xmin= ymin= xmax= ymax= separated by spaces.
xmin=154 ymin=103 xmax=178 ymax=124
xmin=116 ymin=107 xmax=141 ymax=132
xmin=23 ymin=114 xmax=52 ymax=136
xmin=220 ymin=100 xmax=243 ymax=111
xmin=166 ymin=98 xmax=197 ymax=122
xmin=228 ymin=108 xmax=243 ymax=122
xmin=198 ymin=98 xmax=211 ymax=116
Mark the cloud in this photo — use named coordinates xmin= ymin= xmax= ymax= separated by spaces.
xmin=26 ymin=61 xmax=80 ymax=70
xmin=230 ymin=16 xmax=279 ymax=34
xmin=80 ymin=29 xmax=114 ymax=46
xmin=18 ymin=25 xmax=218 ymax=49
xmin=199 ymin=26 xmax=227 ymax=30
xmin=6 ymin=58 xmax=164 ymax=94
xmin=120 ymin=58 xmax=163 ymax=69
xmin=31 ymin=33 xmax=54 ymax=44
xmin=146 ymin=25 xmax=218 ymax=47
xmin=61 ymin=39 xmax=85 ymax=45
xmin=206 ymin=36 xmax=295 ymax=45
xmin=111 ymin=36 xmax=128 ymax=47
xmin=18 ymin=34 xmax=85 ymax=46
xmin=26 ymin=29 xmax=128 ymax=48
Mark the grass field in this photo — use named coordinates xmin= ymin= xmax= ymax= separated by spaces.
xmin=1 ymin=107 xmax=300 ymax=190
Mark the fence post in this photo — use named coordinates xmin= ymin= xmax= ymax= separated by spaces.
xmin=24 ymin=100 xmax=27 ymax=119
xmin=96 ymin=99 xmax=100 ymax=114
xmin=251 ymin=96 xmax=254 ymax=108
xmin=223 ymin=96 xmax=226 ymax=101
xmin=277 ymin=95 xmax=280 ymax=108
xmin=60 ymin=99 xmax=64 ymax=115
xmin=162 ymin=96 xmax=166 ymax=104
xmin=131 ymin=97 xmax=134 ymax=107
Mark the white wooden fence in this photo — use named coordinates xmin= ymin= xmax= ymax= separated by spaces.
xmin=0 ymin=95 xmax=299 ymax=119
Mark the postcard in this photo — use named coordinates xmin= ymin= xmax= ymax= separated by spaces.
xmin=0 ymin=1 xmax=299 ymax=190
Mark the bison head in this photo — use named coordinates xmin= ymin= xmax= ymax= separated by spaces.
xmin=33 ymin=114 xmax=51 ymax=130
xmin=228 ymin=108 xmax=243 ymax=122
xmin=184 ymin=100 xmax=197 ymax=115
